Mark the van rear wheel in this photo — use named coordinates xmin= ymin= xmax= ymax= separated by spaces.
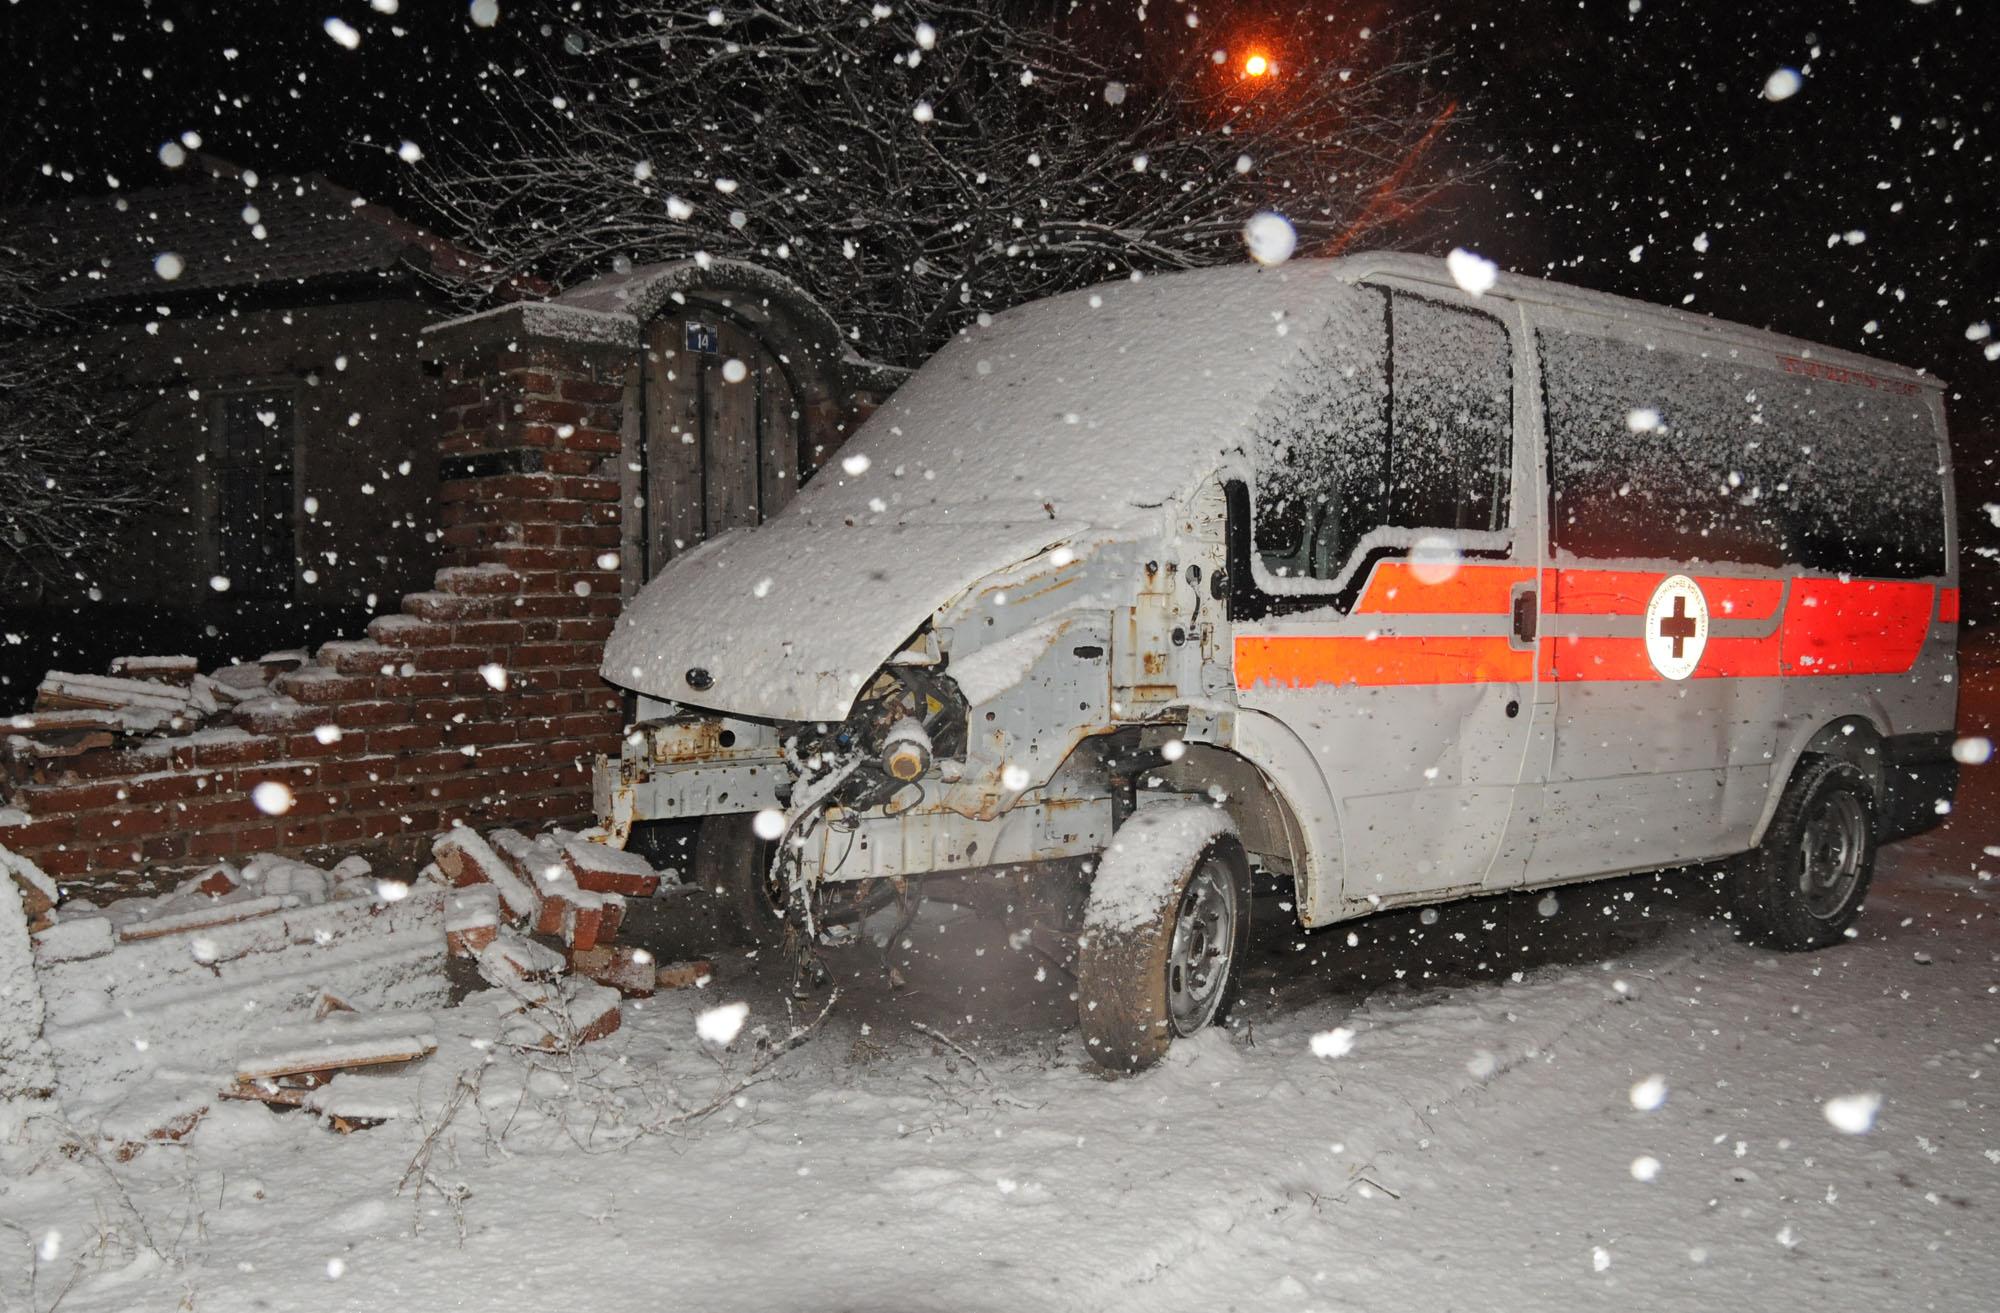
xmin=1078 ymin=807 xmax=1250 ymax=1073
xmin=1728 ymin=757 xmax=1877 ymax=950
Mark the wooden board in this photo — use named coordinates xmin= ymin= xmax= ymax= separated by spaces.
xmin=702 ymin=319 xmax=762 ymax=534
xmin=759 ymin=349 xmax=800 ymax=520
xmin=642 ymin=317 xmax=705 ymax=575
xmin=233 ymin=1035 xmax=436 ymax=1083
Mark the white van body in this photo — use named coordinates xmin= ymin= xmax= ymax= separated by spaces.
xmin=595 ymin=254 xmax=1958 ymax=1063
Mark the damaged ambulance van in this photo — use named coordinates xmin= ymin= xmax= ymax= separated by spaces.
xmin=596 ymin=253 xmax=1957 ymax=1071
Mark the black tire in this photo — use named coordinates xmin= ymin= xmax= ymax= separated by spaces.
xmin=1078 ymin=820 xmax=1251 ymax=1073
xmin=1728 ymin=757 xmax=1878 ymax=950
xmin=696 ymin=814 xmax=782 ymax=946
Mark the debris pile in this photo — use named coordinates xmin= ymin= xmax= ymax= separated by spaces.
xmin=2 ymin=825 xmax=706 ymax=1147
xmin=431 ymin=824 xmax=705 ymax=999
xmin=3 ymin=651 xmax=309 ymax=762
xmin=27 ymin=851 xmax=448 ymax=1105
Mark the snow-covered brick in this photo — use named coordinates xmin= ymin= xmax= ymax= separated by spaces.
xmin=555 ymin=888 xmax=608 ymax=952
xmin=98 ymin=1089 xmax=209 ymax=1161
xmin=178 ymin=864 xmax=241 ymax=899
xmin=569 ymin=944 xmax=655 ymax=997
xmin=492 ymin=827 xmax=572 ymax=895
xmin=238 ymin=854 xmax=333 ymax=904
xmin=30 ymin=914 xmax=115 ymax=965
xmin=502 ymin=979 xmax=622 ymax=1051
xmin=2 ymin=848 xmax=59 ymax=931
xmin=0 ymin=864 xmax=58 ymax=1137
xmin=598 ymin=892 xmax=627 ymax=943
xmin=561 ymin=836 xmax=661 ymax=898
xmin=255 ymin=649 xmax=309 ymax=677
xmin=2 ymin=708 xmax=131 ymax=736
xmin=1084 ymin=804 xmax=1239 ymax=935
xmin=434 ymin=828 xmax=542 ymax=924
xmin=108 ymin=654 xmax=200 ymax=685
xmin=445 ymin=885 xmax=501 ymax=958
xmin=208 ymin=663 xmax=274 ymax=694
xmin=475 ymin=929 xmax=566 ymax=994
xmin=35 ymin=671 xmax=206 ymax=719
xmin=301 ymin=1070 xmax=424 ymax=1125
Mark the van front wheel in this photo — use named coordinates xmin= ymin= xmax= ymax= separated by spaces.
xmin=697 ymin=815 xmax=782 ymax=946
xmin=1078 ymin=806 xmax=1250 ymax=1073
xmin=1729 ymin=757 xmax=1877 ymax=950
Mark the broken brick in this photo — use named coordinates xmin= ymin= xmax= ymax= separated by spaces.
xmin=432 ymin=827 xmax=541 ymax=924
xmin=561 ymin=837 xmax=660 ymax=898
xmin=654 ymin=959 xmax=714 ymax=991
xmin=569 ymin=944 xmax=655 ymax=996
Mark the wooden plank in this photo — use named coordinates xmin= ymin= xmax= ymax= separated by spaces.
xmin=759 ymin=351 xmax=800 ymax=521
xmin=642 ymin=317 xmax=704 ymax=572
xmin=4 ymin=709 xmax=130 ymax=734
xmin=234 ymin=1034 xmax=436 ymax=1083
xmin=702 ymin=319 xmax=760 ymax=535
xmin=117 ymin=895 xmax=294 ymax=943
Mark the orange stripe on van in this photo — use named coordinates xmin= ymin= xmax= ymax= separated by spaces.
xmin=1234 ymin=635 xmax=1533 ymax=689
xmin=1356 ymin=563 xmax=1534 ymax=614
xmin=1779 ymin=579 xmax=1933 ymax=675
xmin=1939 ymin=587 xmax=1961 ymax=624
xmin=1237 ymin=571 xmax=1937 ymax=690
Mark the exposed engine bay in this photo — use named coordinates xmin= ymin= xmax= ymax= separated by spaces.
xmin=781 ymin=664 xmax=969 ymax=815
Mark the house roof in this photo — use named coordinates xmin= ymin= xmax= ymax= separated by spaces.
xmin=9 ymin=158 xmax=485 ymax=311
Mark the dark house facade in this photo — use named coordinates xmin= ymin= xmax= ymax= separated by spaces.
xmin=1 ymin=160 xmax=475 ymax=707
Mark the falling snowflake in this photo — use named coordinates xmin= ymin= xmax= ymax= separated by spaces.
xmin=697 ymin=1001 xmax=750 ymax=1044
xmin=1242 ymin=212 xmax=1296 ymax=266
xmin=250 ymin=781 xmax=294 ymax=816
xmin=1764 ymin=68 xmax=1802 ymax=101
xmin=1823 ymin=1092 xmax=1882 ymax=1134
xmin=1446 ymin=247 xmax=1498 ymax=296
xmin=1309 ymin=1027 xmax=1356 ymax=1058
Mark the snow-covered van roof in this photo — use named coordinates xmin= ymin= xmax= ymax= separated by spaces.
xmin=752 ymin=253 xmax=1940 ymax=536
xmin=1345 ymin=251 xmax=1941 ymax=392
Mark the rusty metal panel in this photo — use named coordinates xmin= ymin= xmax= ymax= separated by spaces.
xmin=810 ymin=798 xmax=1113 ymax=883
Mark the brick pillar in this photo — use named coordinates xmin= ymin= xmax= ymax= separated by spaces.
xmin=0 ymin=306 xmax=643 ymax=883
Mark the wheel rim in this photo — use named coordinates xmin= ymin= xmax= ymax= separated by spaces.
xmin=1167 ymin=855 xmax=1238 ymax=1036
xmin=1798 ymin=791 xmax=1868 ymax=920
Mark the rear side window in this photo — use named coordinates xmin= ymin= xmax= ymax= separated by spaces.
xmin=1541 ymin=329 xmax=1944 ymax=578
xmin=1253 ymin=288 xmax=1513 ymax=586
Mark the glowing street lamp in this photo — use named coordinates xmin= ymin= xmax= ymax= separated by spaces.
xmin=1243 ymin=52 xmax=1272 ymax=78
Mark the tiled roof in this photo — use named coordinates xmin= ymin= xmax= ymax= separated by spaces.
xmin=8 ymin=161 xmax=474 ymax=309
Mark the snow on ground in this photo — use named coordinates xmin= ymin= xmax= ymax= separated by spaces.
xmin=3 ymin=852 xmax=1990 ymax=1312
xmin=5 ymin=687 xmax=1998 ymax=1311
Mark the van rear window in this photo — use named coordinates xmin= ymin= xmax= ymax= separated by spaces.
xmin=1540 ymin=329 xmax=1945 ymax=579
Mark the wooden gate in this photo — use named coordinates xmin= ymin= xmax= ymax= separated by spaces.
xmin=638 ymin=312 xmax=802 ymax=576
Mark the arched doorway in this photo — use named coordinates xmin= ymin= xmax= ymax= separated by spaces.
xmin=638 ymin=308 xmax=804 ymax=576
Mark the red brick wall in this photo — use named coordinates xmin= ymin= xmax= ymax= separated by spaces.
xmin=0 ymin=331 xmax=629 ymax=886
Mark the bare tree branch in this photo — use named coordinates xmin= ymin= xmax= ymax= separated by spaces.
xmin=0 ymin=243 xmax=151 ymax=590
xmin=415 ymin=2 xmax=1479 ymax=367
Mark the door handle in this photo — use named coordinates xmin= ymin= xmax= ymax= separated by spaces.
xmin=1512 ymin=588 xmax=1538 ymax=644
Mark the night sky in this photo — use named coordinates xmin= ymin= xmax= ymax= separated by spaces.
xmin=6 ymin=0 xmax=1998 ymax=503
